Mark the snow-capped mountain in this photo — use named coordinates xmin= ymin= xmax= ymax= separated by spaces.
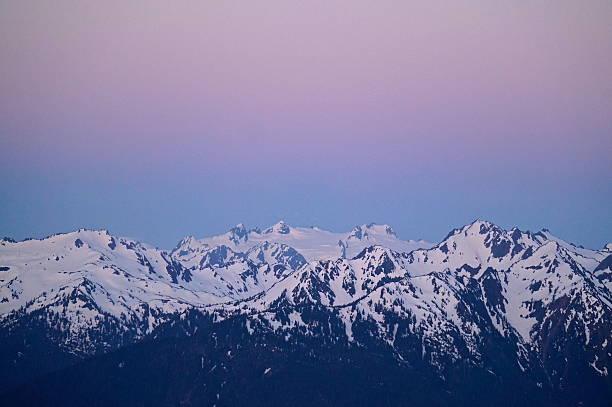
xmin=0 ymin=222 xmax=429 ymax=352
xmin=213 ymin=221 xmax=610 ymax=376
xmin=175 ymin=221 xmax=433 ymax=261
xmin=0 ymin=229 xmax=222 ymax=354
xmin=0 ymin=221 xmax=610 ymax=405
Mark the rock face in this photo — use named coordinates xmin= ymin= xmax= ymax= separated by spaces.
xmin=0 ymin=221 xmax=610 ymax=405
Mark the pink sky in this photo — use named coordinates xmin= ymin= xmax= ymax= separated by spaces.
xmin=2 ymin=1 xmax=611 ymax=169
xmin=0 ymin=1 xmax=610 ymax=247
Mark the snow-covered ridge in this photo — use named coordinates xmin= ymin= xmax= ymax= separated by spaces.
xmin=1 ymin=220 xmax=610 ymax=378
xmin=0 ymin=221 xmax=432 ymax=321
xmin=174 ymin=221 xmax=433 ymax=261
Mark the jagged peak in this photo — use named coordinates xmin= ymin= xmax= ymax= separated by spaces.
xmin=436 ymin=221 xmax=552 ymax=261
xmin=263 ymin=220 xmax=291 ymax=234
xmin=177 ymin=235 xmax=197 ymax=245
xmin=443 ymin=219 xmax=500 ymax=240
xmin=171 ymin=235 xmax=208 ymax=256
xmin=466 ymin=219 xmax=501 ymax=233
xmin=173 ymin=235 xmax=197 ymax=248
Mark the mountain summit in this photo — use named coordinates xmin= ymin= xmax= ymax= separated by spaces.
xmin=0 ymin=220 xmax=609 ymax=406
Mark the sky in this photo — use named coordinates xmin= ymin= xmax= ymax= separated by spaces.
xmin=1 ymin=0 xmax=611 ymax=249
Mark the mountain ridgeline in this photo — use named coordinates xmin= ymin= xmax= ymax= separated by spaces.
xmin=0 ymin=221 xmax=610 ymax=406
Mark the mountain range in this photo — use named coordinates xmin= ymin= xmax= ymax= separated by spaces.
xmin=1 ymin=220 xmax=610 ymax=406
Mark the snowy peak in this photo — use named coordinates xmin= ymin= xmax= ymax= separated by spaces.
xmin=447 ymin=220 xmax=508 ymax=241
xmin=263 ymin=221 xmax=291 ymax=235
xmin=352 ymin=244 xmax=401 ymax=266
xmin=436 ymin=220 xmax=551 ymax=265
xmin=0 ymin=228 xmax=220 ymax=339
xmin=172 ymin=235 xmax=203 ymax=256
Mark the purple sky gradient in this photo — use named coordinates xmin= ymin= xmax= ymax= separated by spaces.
xmin=1 ymin=1 xmax=611 ymax=248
